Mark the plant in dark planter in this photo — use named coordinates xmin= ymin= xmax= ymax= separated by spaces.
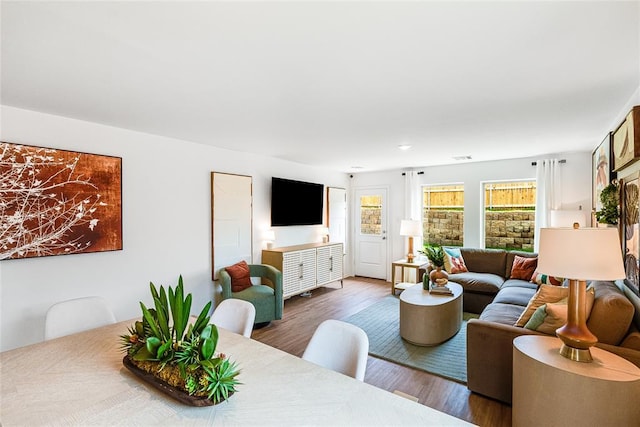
xmin=120 ymin=276 xmax=240 ymax=406
xmin=595 ymin=181 xmax=620 ymax=226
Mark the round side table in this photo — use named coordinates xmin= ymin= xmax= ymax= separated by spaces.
xmin=399 ymin=281 xmax=463 ymax=346
xmin=512 ymin=335 xmax=640 ymax=427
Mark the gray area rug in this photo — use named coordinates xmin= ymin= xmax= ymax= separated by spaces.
xmin=342 ymin=295 xmax=478 ymax=384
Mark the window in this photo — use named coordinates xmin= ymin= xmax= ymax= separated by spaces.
xmin=422 ymin=184 xmax=464 ymax=247
xmin=360 ymin=195 xmax=382 ymax=235
xmin=484 ymin=181 xmax=536 ymax=251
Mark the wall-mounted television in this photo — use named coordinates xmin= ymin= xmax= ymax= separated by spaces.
xmin=271 ymin=177 xmax=324 ymax=226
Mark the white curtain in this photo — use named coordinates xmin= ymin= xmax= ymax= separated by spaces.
xmin=404 ymin=171 xmax=423 ymax=251
xmin=534 ymin=159 xmax=561 ymax=252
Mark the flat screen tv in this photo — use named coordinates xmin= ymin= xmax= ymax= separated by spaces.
xmin=271 ymin=177 xmax=324 ymax=226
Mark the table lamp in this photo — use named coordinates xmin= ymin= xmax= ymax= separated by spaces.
xmin=549 ymin=209 xmax=587 ymax=228
xmin=263 ymin=229 xmax=276 ymax=249
xmin=319 ymin=226 xmax=330 ymax=243
xmin=537 ymin=225 xmax=625 ymax=362
xmin=400 ymin=219 xmax=421 ymax=263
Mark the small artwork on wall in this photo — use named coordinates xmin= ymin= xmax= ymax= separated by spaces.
xmin=592 ymin=132 xmax=615 ymax=212
xmin=0 ymin=142 xmax=122 ymax=260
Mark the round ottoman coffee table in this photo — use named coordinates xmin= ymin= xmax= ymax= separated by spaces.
xmin=399 ymin=281 xmax=463 ymax=346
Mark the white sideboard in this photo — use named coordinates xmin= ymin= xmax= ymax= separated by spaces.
xmin=262 ymin=242 xmax=344 ymax=298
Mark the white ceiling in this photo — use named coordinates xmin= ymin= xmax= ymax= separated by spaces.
xmin=2 ymin=1 xmax=639 ymax=173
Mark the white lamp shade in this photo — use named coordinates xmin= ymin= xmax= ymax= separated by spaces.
xmin=537 ymin=227 xmax=625 ymax=281
xmin=400 ymin=220 xmax=421 ymax=237
xmin=263 ymin=230 xmax=276 ymax=242
xmin=549 ymin=210 xmax=586 ymax=228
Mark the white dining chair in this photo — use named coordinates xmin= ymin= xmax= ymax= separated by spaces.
xmin=302 ymin=319 xmax=369 ymax=381
xmin=44 ymin=296 xmax=117 ymax=340
xmin=210 ymin=298 xmax=256 ymax=338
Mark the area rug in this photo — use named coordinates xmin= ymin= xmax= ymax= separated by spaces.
xmin=342 ymin=295 xmax=478 ymax=384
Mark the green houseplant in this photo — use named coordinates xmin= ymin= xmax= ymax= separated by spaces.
xmin=419 ymin=244 xmax=449 ymax=288
xmin=595 ymin=181 xmax=620 ymax=225
xmin=120 ymin=276 xmax=240 ymax=405
xmin=421 ymin=245 xmax=445 ymax=269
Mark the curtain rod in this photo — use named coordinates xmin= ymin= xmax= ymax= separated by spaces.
xmin=401 ymin=171 xmax=425 ymax=176
xmin=531 ymin=159 xmax=567 ymax=166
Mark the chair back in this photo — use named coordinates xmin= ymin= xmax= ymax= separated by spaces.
xmin=211 ymin=299 xmax=256 ymax=338
xmin=302 ymin=319 xmax=369 ymax=381
xmin=45 ymin=296 xmax=116 ymax=340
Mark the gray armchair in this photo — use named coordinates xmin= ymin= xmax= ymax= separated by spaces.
xmin=218 ymin=264 xmax=283 ymax=325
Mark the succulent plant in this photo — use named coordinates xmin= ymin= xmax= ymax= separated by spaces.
xmin=120 ymin=275 xmax=240 ymax=404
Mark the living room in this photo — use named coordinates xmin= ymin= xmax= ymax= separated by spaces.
xmin=2 ymin=1 xmax=640 ymax=425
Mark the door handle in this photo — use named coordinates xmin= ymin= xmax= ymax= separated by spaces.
xmin=382 ymin=237 xmax=386 ymax=240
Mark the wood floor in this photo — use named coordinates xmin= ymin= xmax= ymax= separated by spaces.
xmin=251 ymin=276 xmax=512 ymax=427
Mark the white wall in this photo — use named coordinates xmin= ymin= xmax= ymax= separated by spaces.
xmin=0 ymin=106 xmax=349 ymax=351
xmin=350 ymin=151 xmax=592 ymax=279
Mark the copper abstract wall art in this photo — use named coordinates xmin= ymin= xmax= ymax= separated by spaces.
xmin=622 ymin=173 xmax=640 ymax=296
xmin=0 ymin=142 xmax=122 ymax=260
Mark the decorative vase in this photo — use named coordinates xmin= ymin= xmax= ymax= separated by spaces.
xmin=429 ymin=267 xmax=449 ymax=287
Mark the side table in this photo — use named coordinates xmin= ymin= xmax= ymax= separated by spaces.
xmin=391 ymin=259 xmax=428 ymax=294
xmin=512 ymin=335 xmax=640 ymax=426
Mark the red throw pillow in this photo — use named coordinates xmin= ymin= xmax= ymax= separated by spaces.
xmin=510 ymin=255 xmax=538 ymax=281
xmin=225 ymin=261 xmax=253 ymax=292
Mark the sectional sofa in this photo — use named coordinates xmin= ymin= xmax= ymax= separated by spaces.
xmin=433 ymin=247 xmax=640 ymax=404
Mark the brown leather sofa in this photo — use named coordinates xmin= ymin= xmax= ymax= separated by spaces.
xmin=466 ymin=279 xmax=640 ymax=403
xmin=442 ymin=247 xmax=538 ymax=313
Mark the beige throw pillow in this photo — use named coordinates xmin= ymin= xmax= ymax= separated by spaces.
xmin=515 ymin=284 xmax=569 ymax=327
xmin=523 ymin=288 xmax=596 ymax=334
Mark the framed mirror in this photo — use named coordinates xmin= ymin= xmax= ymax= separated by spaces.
xmin=211 ymin=172 xmax=252 ymax=280
xmin=327 ymin=187 xmax=347 ymax=250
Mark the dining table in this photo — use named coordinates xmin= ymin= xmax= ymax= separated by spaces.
xmin=1 ymin=318 xmax=472 ymax=425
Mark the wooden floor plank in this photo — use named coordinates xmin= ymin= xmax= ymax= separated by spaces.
xmin=251 ymin=277 xmax=512 ymax=426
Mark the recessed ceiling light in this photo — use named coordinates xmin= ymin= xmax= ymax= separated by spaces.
xmin=398 ymin=144 xmax=412 ymax=151
xmin=453 ymin=155 xmax=472 ymax=161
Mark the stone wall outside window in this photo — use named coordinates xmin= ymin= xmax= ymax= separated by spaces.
xmin=363 ymin=207 xmax=534 ymax=251
xmin=423 ymin=209 xmax=535 ymax=251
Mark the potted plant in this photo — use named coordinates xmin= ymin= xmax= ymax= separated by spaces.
xmin=420 ymin=245 xmax=448 ymax=288
xmin=595 ymin=181 xmax=619 ymax=226
xmin=120 ymin=276 xmax=240 ymax=406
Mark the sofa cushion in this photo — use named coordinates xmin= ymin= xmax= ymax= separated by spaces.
xmin=501 ymin=279 xmax=538 ymax=291
xmin=515 ymin=284 xmax=569 ymax=327
xmin=621 ymin=330 xmax=640 ymax=351
xmin=448 ymin=272 xmax=504 ymax=295
xmin=524 ymin=287 xmax=595 ymax=335
xmin=479 ymin=302 xmax=525 ymax=325
xmin=492 ymin=286 xmax=536 ymax=307
xmin=460 ymin=248 xmax=506 ymax=277
xmin=509 ymin=255 xmax=538 ymax=281
xmin=530 ymin=271 xmax=564 ymax=286
xmin=505 ymin=251 xmax=538 ymax=278
xmin=587 ymin=281 xmax=634 ymax=345
xmin=443 ymin=247 xmax=468 ymax=274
